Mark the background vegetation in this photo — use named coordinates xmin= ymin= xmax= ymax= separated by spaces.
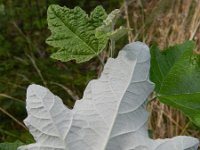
xmin=0 ymin=0 xmax=200 ymax=147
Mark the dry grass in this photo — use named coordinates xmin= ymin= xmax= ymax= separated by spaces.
xmin=122 ymin=0 xmax=200 ymax=141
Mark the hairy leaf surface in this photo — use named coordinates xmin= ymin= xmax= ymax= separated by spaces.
xmin=18 ymin=42 xmax=199 ymax=150
xmin=95 ymin=9 xmax=127 ymax=42
xmin=46 ymin=5 xmax=108 ymax=63
xmin=150 ymin=41 xmax=200 ymax=127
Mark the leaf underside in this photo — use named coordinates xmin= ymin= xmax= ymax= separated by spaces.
xmin=46 ymin=5 xmax=108 ymax=63
xmin=150 ymin=41 xmax=200 ymax=127
xmin=18 ymin=42 xmax=199 ymax=150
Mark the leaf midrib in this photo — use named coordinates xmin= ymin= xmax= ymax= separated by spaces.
xmin=159 ymin=92 xmax=200 ymax=97
xmin=159 ymin=95 xmax=200 ymax=112
xmin=37 ymin=92 xmax=69 ymax=149
xmin=102 ymin=57 xmax=137 ymax=149
xmin=50 ymin=6 xmax=98 ymax=56
xmin=158 ymin=50 xmax=187 ymax=94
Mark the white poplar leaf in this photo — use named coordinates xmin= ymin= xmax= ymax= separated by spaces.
xmin=18 ymin=42 xmax=199 ymax=150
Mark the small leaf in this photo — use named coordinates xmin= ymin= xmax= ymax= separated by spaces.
xmin=0 ymin=141 xmax=24 ymax=150
xmin=18 ymin=42 xmax=199 ymax=150
xmin=96 ymin=9 xmax=127 ymax=43
xmin=90 ymin=6 xmax=107 ymax=27
xmin=108 ymin=26 xmax=128 ymax=41
xmin=103 ymin=9 xmax=121 ymax=26
xmin=150 ymin=41 xmax=200 ymax=127
xmin=46 ymin=5 xmax=108 ymax=63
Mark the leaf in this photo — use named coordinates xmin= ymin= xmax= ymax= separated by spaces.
xmin=101 ymin=9 xmax=121 ymax=30
xmin=108 ymin=26 xmax=128 ymax=41
xmin=0 ymin=141 xmax=24 ymax=150
xmin=95 ymin=9 xmax=127 ymax=41
xmin=46 ymin=5 xmax=108 ymax=63
xmin=18 ymin=42 xmax=199 ymax=150
xmin=150 ymin=41 xmax=195 ymax=92
xmin=150 ymin=41 xmax=200 ymax=127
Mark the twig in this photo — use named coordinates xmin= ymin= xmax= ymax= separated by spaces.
xmin=12 ymin=21 xmax=32 ymax=50
xmin=180 ymin=121 xmax=191 ymax=135
xmin=124 ymin=0 xmax=133 ymax=42
xmin=97 ymin=55 xmax=105 ymax=66
xmin=110 ymin=39 xmax=115 ymax=57
xmin=152 ymin=103 xmax=190 ymax=135
xmin=120 ymin=0 xmax=135 ymax=12
xmin=0 ymin=93 xmax=25 ymax=104
xmin=26 ymin=54 xmax=47 ymax=87
xmin=50 ymin=82 xmax=79 ymax=101
xmin=0 ymin=107 xmax=27 ymax=130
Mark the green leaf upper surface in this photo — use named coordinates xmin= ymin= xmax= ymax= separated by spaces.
xmin=0 ymin=141 xmax=23 ymax=150
xmin=150 ymin=41 xmax=200 ymax=126
xmin=150 ymin=41 xmax=195 ymax=92
xmin=46 ymin=5 xmax=108 ymax=63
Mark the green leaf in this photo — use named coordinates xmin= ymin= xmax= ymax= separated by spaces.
xmin=90 ymin=5 xmax=107 ymax=27
xmin=150 ymin=41 xmax=200 ymax=127
xmin=46 ymin=5 xmax=108 ymax=63
xmin=0 ymin=141 xmax=24 ymax=150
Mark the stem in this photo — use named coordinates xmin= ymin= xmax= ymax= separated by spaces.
xmin=180 ymin=121 xmax=191 ymax=135
xmin=124 ymin=0 xmax=133 ymax=42
xmin=109 ymin=18 xmax=116 ymax=58
xmin=0 ymin=94 xmax=25 ymax=104
xmin=26 ymin=54 xmax=47 ymax=87
xmin=50 ymin=82 xmax=79 ymax=101
xmin=0 ymin=107 xmax=27 ymax=130
xmin=97 ymin=54 xmax=105 ymax=66
xmin=110 ymin=38 xmax=115 ymax=58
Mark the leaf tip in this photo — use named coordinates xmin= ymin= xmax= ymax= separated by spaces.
xmin=123 ymin=41 xmax=150 ymax=63
xmin=27 ymin=84 xmax=48 ymax=99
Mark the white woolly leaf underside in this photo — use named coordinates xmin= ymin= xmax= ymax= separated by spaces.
xmin=18 ymin=42 xmax=199 ymax=150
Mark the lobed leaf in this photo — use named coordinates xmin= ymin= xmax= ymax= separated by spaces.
xmin=95 ymin=9 xmax=127 ymax=42
xmin=18 ymin=42 xmax=199 ymax=150
xmin=46 ymin=5 xmax=108 ymax=63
